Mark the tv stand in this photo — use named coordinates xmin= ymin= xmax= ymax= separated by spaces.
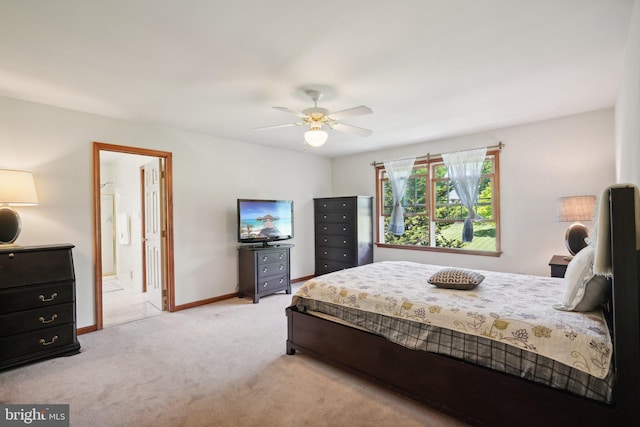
xmin=238 ymin=244 xmax=293 ymax=303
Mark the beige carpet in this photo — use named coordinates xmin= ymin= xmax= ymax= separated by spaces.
xmin=0 ymin=285 xmax=469 ymax=427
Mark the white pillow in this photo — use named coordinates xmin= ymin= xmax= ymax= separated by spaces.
xmin=553 ymin=246 xmax=609 ymax=312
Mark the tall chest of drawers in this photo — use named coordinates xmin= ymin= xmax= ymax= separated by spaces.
xmin=238 ymin=244 xmax=292 ymax=303
xmin=0 ymin=244 xmax=81 ymax=371
xmin=314 ymin=196 xmax=373 ymax=276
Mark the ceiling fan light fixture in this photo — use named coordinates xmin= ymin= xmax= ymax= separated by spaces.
xmin=304 ymin=128 xmax=328 ymax=147
xmin=259 ymin=89 xmax=373 ymax=148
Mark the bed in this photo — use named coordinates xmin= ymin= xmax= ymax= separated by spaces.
xmin=285 ymin=185 xmax=640 ymax=426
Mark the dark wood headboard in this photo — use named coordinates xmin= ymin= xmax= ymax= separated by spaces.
xmin=609 ymin=186 xmax=640 ymax=424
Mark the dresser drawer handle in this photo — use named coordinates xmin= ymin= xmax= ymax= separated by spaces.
xmin=262 ymin=256 xmax=268 ymax=262
xmin=8 ymin=253 xmax=15 ymax=258
xmin=39 ymin=314 xmax=58 ymax=324
xmin=263 ymin=282 xmax=268 ymax=287
xmin=279 ymin=278 xmax=284 ymax=284
xmin=279 ymin=253 xmax=284 ymax=259
xmin=39 ymin=335 xmax=59 ymax=346
xmin=263 ymin=267 xmax=268 ymax=273
xmin=39 ymin=293 xmax=58 ymax=302
xmin=279 ymin=265 xmax=284 ymax=270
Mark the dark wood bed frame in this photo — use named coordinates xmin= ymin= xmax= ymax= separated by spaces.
xmin=286 ymin=186 xmax=640 ymax=426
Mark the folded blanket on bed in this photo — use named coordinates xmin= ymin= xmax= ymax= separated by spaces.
xmin=593 ymin=184 xmax=640 ymax=276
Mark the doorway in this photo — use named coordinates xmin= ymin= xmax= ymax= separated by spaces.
xmin=93 ymin=142 xmax=175 ymax=330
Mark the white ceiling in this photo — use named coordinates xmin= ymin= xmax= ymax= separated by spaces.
xmin=0 ymin=1 xmax=634 ymax=157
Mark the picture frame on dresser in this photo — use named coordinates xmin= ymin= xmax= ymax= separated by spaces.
xmin=0 ymin=244 xmax=81 ymax=371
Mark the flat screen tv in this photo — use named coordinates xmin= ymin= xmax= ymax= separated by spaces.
xmin=237 ymin=199 xmax=294 ymax=246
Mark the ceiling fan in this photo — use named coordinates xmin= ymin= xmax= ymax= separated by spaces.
xmin=255 ymin=89 xmax=373 ymax=147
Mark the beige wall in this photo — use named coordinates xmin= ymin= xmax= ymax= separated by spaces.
xmin=616 ymin=0 xmax=640 ymax=186
xmin=0 ymin=96 xmax=331 ymax=328
xmin=332 ymin=109 xmax=616 ymax=276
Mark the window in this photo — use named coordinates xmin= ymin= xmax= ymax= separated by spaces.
xmin=376 ymin=150 xmax=500 ymax=255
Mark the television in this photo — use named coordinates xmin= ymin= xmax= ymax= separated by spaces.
xmin=237 ymin=199 xmax=294 ymax=246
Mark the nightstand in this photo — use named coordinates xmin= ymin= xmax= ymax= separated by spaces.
xmin=549 ymin=255 xmax=570 ymax=278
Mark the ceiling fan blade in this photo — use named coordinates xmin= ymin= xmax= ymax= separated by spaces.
xmin=273 ymin=106 xmax=308 ymax=119
xmin=328 ymin=105 xmax=373 ymax=120
xmin=331 ymin=123 xmax=373 ymax=137
xmin=254 ymin=123 xmax=304 ymax=130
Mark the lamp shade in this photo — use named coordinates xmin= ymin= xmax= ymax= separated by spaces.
xmin=557 ymin=195 xmax=595 ymax=222
xmin=0 ymin=169 xmax=39 ymax=206
xmin=304 ymin=128 xmax=328 ymax=147
xmin=557 ymin=195 xmax=596 ymax=256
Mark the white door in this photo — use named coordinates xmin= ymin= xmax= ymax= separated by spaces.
xmin=100 ymin=194 xmax=116 ymax=276
xmin=143 ymin=159 xmax=164 ymax=310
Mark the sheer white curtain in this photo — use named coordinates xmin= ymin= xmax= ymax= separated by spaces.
xmin=442 ymin=148 xmax=487 ymax=242
xmin=384 ymin=157 xmax=416 ymax=235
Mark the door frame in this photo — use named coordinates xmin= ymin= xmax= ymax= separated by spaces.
xmin=92 ymin=141 xmax=176 ymax=330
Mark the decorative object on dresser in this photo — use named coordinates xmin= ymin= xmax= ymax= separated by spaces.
xmin=557 ymin=195 xmax=596 ymax=256
xmin=0 ymin=169 xmax=39 ymax=245
xmin=314 ymin=196 xmax=373 ymax=276
xmin=238 ymin=244 xmax=292 ymax=303
xmin=0 ymin=244 xmax=81 ymax=371
xmin=548 ymin=254 xmax=570 ymax=278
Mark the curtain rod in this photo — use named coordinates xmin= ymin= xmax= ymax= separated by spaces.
xmin=370 ymin=141 xmax=504 ymax=167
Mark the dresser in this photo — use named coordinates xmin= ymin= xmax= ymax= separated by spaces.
xmin=314 ymin=196 xmax=373 ymax=276
xmin=0 ymin=244 xmax=81 ymax=371
xmin=238 ymin=244 xmax=292 ymax=303
xmin=549 ymin=255 xmax=570 ymax=278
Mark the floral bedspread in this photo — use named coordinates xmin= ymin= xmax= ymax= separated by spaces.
xmin=293 ymin=261 xmax=612 ymax=379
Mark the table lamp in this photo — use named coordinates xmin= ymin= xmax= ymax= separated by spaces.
xmin=557 ymin=195 xmax=596 ymax=257
xmin=0 ymin=169 xmax=39 ymax=245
